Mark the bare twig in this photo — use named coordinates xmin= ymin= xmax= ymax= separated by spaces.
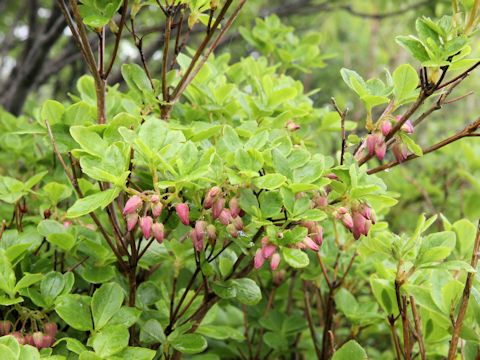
xmin=303 ymin=281 xmax=322 ymax=360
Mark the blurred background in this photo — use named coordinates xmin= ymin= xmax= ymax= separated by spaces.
xmin=0 ymin=0 xmax=479 ymax=231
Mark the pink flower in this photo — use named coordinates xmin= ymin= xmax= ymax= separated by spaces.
xmin=270 ymin=253 xmax=281 ymax=270
xmin=313 ymin=194 xmax=328 ymax=207
xmin=375 ymin=141 xmax=387 ymax=161
xmin=123 ymin=195 xmax=142 ymax=215
xmin=325 ymin=173 xmax=338 ymax=180
xmin=392 ymin=142 xmax=408 ymax=163
xmin=401 ymin=120 xmax=414 ymax=134
xmin=126 ymin=213 xmax=138 ymax=232
xmin=195 ymin=221 xmax=207 ymax=242
xmin=367 ymin=134 xmax=379 ymax=155
xmin=24 ymin=333 xmax=34 ymax=346
xmin=262 ymin=244 xmax=277 ymax=259
xmin=150 ymin=194 xmax=160 ymax=203
xmin=152 ymin=222 xmax=165 ymax=243
xmin=232 ymin=216 xmax=243 ymax=231
xmin=352 ymin=213 xmax=371 ymax=240
xmin=152 ymin=203 xmax=164 ymax=218
xmin=303 ymin=236 xmax=319 ymax=251
xmin=139 ymin=216 xmax=153 ymax=239
xmin=341 ymin=212 xmax=354 ymax=230
xmin=254 ymin=249 xmax=265 ymax=269
xmin=312 ymin=225 xmax=323 ymax=246
xmin=44 ymin=323 xmax=57 ymax=338
xmin=41 ymin=334 xmax=54 ymax=348
xmin=381 ymin=120 xmax=392 ymax=136
xmin=207 ymin=224 xmax=217 ymax=244
xmin=227 ymin=224 xmax=239 ymax=238
xmin=0 ymin=320 xmax=12 ymax=335
xmin=229 ymin=197 xmax=241 ymax=218
xmin=190 ymin=229 xmax=204 ymax=252
xmin=204 ymin=186 xmax=221 ymax=209
xmin=11 ymin=332 xmax=25 ymax=345
xmin=175 ymin=203 xmax=190 ymax=225
xmin=212 ymin=197 xmax=225 ymax=219
xmin=33 ymin=331 xmax=44 ymax=349
xmin=218 ymin=209 xmax=232 ymax=226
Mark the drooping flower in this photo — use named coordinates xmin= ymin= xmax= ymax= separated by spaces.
xmin=204 ymin=186 xmax=221 ymax=209
xmin=195 ymin=221 xmax=207 ymax=242
xmin=43 ymin=323 xmax=57 ymax=339
xmin=190 ymin=229 xmax=204 ymax=252
xmin=139 ymin=216 xmax=153 ymax=239
xmin=262 ymin=244 xmax=277 ymax=259
xmin=270 ymin=253 xmax=281 ymax=270
xmin=392 ymin=142 xmax=408 ymax=163
xmin=123 ymin=195 xmax=142 ymax=215
xmin=151 ymin=202 xmax=164 ymax=218
xmin=286 ymin=120 xmax=301 ymax=132
xmin=126 ymin=213 xmax=138 ymax=232
xmin=152 ymin=222 xmax=165 ymax=243
xmin=254 ymin=249 xmax=265 ymax=269
xmin=218 ymin=209 xmax=232 ymax=226
xmin=0 ymin=320 xmax=12 ymax=336
xmin=401 ymin=120 xmax=414 ymax=134
xmin=226 ymin=223 xmax=239 ymax=238
xmin=381 ymin=120 xmax=392 ymax=136
xmin=206 ymin=224 xmax=217 ymax=245
xmin=302 ymin=236 xmax=319 ymax=251
xmin=212 ymin=197 xmax=225 ymax=219
xmin=175 ymin=203 xmax=190 ymax=225
xmin=375 ymin=141 xmax=387 ymax=161
xmin=229 ymin=197 xmax=241 ymax=218
xmin=33 ymin=332 xmax=44 ymax=349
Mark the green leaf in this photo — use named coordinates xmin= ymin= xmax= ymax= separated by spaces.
xmin=196 ymin=325 xmax=245 ymax=341
xmin=67 ymin=188 xmax=119 ymax=218
xmin=233 ymin=278 xmax=262 ymax=305
xmin=396 ymin=36 xmax=430 ymax=62
xmin=70 ymin=126 xmax=108 ymax=157
xmin=41 ymin=100 xmax=65 ymax=126
xmin=116 ymin=347 xmax=156 ymax=360
xmin=170 ymin=334 xmax=208 ymax=355
xmin=259 ymin=191 xmax=283 ymax=219
xmin=14 ymin=273 xmax=43 ymax=292
xmin=55 ymin=294 xmax=93 ymax=331
xmin=332 ymin=340 xmax=368 ymax=360
xmin=212 ymin=280 xmax=237 ymax=299
xmin=91 ymin=325 xmax=129 ymax=358
xmin=253 ymin=174 xmax=286 ymax=190
xmin=281 ymin=247 xmax=309 ymax=268
xmin=399 ymin=133 xmax=423 ymax=157
xmin=393 ymin=64 xmax=419 ymax=105
xmin=41 ymin=271 xmax=66 ymax=307
xmin=416 ymin=231 xmax=456 ymax=264
xmin=92 ymin=282 xmax=125 ymax=330
xmin=139 ymin=319 xmax=166 ymax=344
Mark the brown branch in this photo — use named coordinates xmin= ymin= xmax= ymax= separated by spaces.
xmin=303 ymin=281 xmax=322 ymax=360
xmin=105 ymin=0 xmax=129 ymax=77
xmin=410 ymin=296 xmax=426 ymax=360
xmin=331 ymin=98 xmax=348 ymax=165
xmin=447 ymin=220 xmax=480 ymax=359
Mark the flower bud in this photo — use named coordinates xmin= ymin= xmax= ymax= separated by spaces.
xmin=270 ymin=253 xmax=281 ymax=270
xmin=218 ymin=209 xmax=232 ymax=226
xmin=41 ymin=334 xmax=54 ymax=348
xmin=272 ymin=270 xmax=286 ymax=286
xmin=312 ymin=225 xmax=323 ymax=246
xmin=63 ymin=220 xmax=72 ymax=228
xmin=126 ymin=213 xmax=138 ymax=232
xmin=123 ymin=195 xmax=142 ymax=215
xmin=33 ymin=331 xmax=44 ymax=348
xmin=12 ymin=332 xmax=25 ymax=345
xmin=392 ymin=142 xmax=408 ymax=163
xmin=286 ymin=120 xmax=300 ymax=132
xmin=152 ymin=222 xmax=165 ymax=243
xmin=325 ymin=173 xmax=338 ymax=180
xmin=261 ymin=236 xmax=270 ymax=247
xmin=254 ymin=249 xmax=265 ymax=269
xmin=226 ymin=223 xmax=238 ymax=238
xmin=43 ymin=209 xmax=51 ymax=219
xmin=303 ymin=236 xmax=319 ymax=251
xmin=229 ymin=197 xmax=241 ymax=218
xmin=352 ymin=213 xmax=371 ymax=240
xmin=313 ymin=193 xmax=328 ymax=208
xmin=301 ymin=221 xmax=316 ymax=234
xmin=150 ymin=194 xmax=160 ymax=203
xmin=232 ymin=216 xmax=243 ymax=231
xmin=401 ymin=120 xmax=414 ymax=134
xmin=366 ymin=134 xmax=378 ymax=156
xmin=175 ymin=203 xmax=190 ymax=225
xmin=212 ymin=197 xmax=225 ymax=219
xmin=195 ymin=221 xmax=207 ymax=242
xmin=24 ymin=333 xmax=35 ymax=346
xmin=337 ymin=207 xmax=348 ymax=215
xmin=206 ymin=224 xmax=217 ymax=245
xmin=381 ymin=120 xmax=392 ymax=136
xmin=43 ymin=322 xmax=57 ymax=338
xmin=151 ymin=203 xmax=164 ymax=218
xmin=262 ymin=244 xmax=277 ymax=259
xmin=204 ymin=186 xmax=221 ymax=209
xmin=139 ymin=216 xmax=153 ymax=239
xmin=190 ymin=229 xmax=204 ymax=252
xmin=0 ymin=320 xmax=12 ymax=335
xmin=375 ymin=141 xmax=387 ymax=161
xmin=341 ymin=213 xmax=354 ymax=230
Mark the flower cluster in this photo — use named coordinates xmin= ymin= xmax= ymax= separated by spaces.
xmin=123 ymin=194 xmax=166 ymax=243
xmin=1 ymin=320 xmax=57 ymax=349
xmin=336 ymin=203 xmax=375 ymax=239
xmin=254 ymin=237 xmax=281 ymax=271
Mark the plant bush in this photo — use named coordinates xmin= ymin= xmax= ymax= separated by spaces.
xmin=0 ymin=1 xmax=479 ymax=359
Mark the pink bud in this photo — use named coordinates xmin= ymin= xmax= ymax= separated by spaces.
xmin=41 ymin=334 xmax=54 ymax=348
xmin=24 ymin=333 xmax=35 ymax=346
xmin=270 ymin=253 xmax=281 ymax=270
xmin=381 ymin=120 xmax=392 ymax=136
xmin=286 ymin=120 xmax=300 ymax=132
xmin=232 ymin=216 xmax=243 ymax=231
xmin=151 ymin=203 xmax=164 ymax=218
xmin=207 ymin=224 xmax=217 ymax=245
xmin=312 ymin=225 xmax=323 ymax=246
xmin=126 ymin=213 xmax=138 ymax=232
xmin=63 ymin=220 xmax=72 ymax=228
xmin=401 ymin=120 xmax=414 ymax=134
xmin=150 ymin=194 xmax=160 ymax=203
xmin=139 ymin=216 xmax=153 ymax=239
xmin=262 ymin=244 xmax=277 ymax=259
xmin=392 ymin=143 xmax=408 ymax=163
xmin=0 ymin=320 xmax=12 ymax=335
xmin=341 ymin=213 xmax=354 ymax=230
xmin=218 ymin=209 xmax=232 ymax=226
xmin=152 ymin=222 xmax=165 ymax=243
xmin=33 ymin=331 xmax=44 ymax=349
xmin=254 ymin=249 xmax=265 ymax=269
xmin=226 ymin=223 xmax=238 ymax=238
xmin=303 ymin=236 xmax=319 ymax=251
xmin=313 ymin=194 xmax=328 ymax=208
xmin=366 ymin=134 xmax=378 ymax=155
xmin=212 ymin=197 xmax=225 ymax=219
xmin=337 ymin=207 xmax=348 ymax=215
xmin=11 ymin=332 xmax=25 ymax=345
xmin=195 ymin=221 xmax=207 ymax=242
xmin=190 ymin=229 xmax=204 ymax=252
xmin=44 ymin=323 xmax=57 ymax=338
xmin=123 ymin=195 xmax=143 ymax=215
xmin=261 ymin=236 xmax=270 ymax=247
xmin=325 ymin=173 xmax=338 ymax=180
xmin=301 ymin=221 xmax=316 ymax=235
xmin=204 ymin=186 xmax=221 ymax=209
xmin=229 ymin=197 xmax=241 ymax=218
xmin=175 ymin=203 xmax=190 ymax=225
xmin=375 ymin=141 xmax=387 ymax=161
xmin=352 ymin=213 xmax=370 ymax=240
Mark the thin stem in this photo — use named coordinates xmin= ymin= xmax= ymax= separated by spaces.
xmin=331 ymin=98 xmax=348 ymax=165
xmin=105 ymin=0 xmax=129 ymax=77
xmin=303 ymin=281 xmax=322 ymax=360
xmin=447 ymin=220 xmax=480 ymax=359
xmin=410 ymin=296 xmax=426 ymax=360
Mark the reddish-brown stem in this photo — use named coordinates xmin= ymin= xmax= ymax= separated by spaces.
xmin=410 ymin=296 xmax=426 ymax=360
xmin=303 ymin=281 xmax=322 ymax=359
xmin=105 ymin=0 xmax=129 ymax=77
